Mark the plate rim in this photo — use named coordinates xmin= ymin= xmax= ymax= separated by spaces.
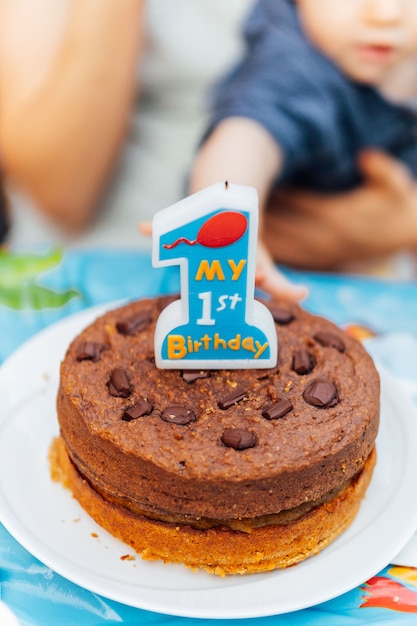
xmin=1 ymin=304 xmax=417 ymax=619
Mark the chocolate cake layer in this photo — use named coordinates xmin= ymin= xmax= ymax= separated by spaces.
xmin=57 ymin=297 xmax=380 ymax=521
xmin=50 ymin=436 xmax=376 ymax=575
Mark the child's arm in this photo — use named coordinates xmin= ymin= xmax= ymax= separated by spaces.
xmin=189 ymin=117 xmax=307 ymax=301
xmin=190 ymin=118 xmax=280 ymax=207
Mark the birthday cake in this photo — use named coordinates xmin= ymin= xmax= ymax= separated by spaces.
xmin=51 ymin=295 xmax=379 ymax=575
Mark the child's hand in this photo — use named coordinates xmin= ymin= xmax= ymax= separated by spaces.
xmin=139 ymin=222 xmax=307 ymax=302
xmin=255 ymin=239 xmax=307 ymax=301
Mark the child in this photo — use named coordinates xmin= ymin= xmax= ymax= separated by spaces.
xmin=190 ymin=0 xmax=417 ymax=295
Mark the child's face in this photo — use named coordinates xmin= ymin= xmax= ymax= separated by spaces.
xmin=296 ymin=0 xmax=417 ymax=85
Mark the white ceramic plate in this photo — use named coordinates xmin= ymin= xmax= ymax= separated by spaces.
xmin=1 ymin=304 xmax=417 ymax=620
xmin=0 ymin=602 xmax=20 ymax=626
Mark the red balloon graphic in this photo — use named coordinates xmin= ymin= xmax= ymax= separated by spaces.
xmin=163 ymin=211 xmax=248 ymax=249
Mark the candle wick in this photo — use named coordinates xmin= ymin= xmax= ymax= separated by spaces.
xmin=225 ymin=180 xmax=229 ymax=190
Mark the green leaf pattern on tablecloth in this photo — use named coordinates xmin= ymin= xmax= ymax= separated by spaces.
xmin=0 ymin=248 xmax=79 ymax=310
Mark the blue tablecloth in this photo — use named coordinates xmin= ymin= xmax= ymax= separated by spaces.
xmin=1 ymin=246 xmax=417 ymax=626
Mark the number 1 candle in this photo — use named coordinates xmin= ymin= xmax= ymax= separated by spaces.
xmin=152 ymin=182 xmax=277 ymax=369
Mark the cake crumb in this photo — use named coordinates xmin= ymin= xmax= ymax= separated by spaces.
xmin=120 ymin=554 xmax=135 ymax=561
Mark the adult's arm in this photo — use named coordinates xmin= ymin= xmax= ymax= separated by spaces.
xmin=0 ymin=0 xmax=145 ymax=233
xmin=264 ymin=151 xmax=417 ymax=270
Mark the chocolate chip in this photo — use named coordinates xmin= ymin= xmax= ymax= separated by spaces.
xmin=292 ymin=349 xmax=314 ymax=375
xmin=262 ymin=399 xmax=293 ymax=420
xmin=314 ymin=331 xmax=345 ymax=353
xmin=122 ymin=398 xmax=153 ymax=421
xmin=303 ymin=379 xmax=339 ymax=407
xmin=218 ymin=387 xmax=248 ymax=410
xmin=161 ymin=406 xmax=197 ymax=425
xmin=221 ymin=429 xmax=257 ymax=450
xmin=108 ymin=368 xmax=132 ymax=398
xmin=256 ymin=369 xmax=276 ymax=381
xmin=76 ymin=341 xmax=106 ymax=362
xmin=269 ymin=305 xmax=295 ymax=325
xmin=116 ymin=310 xmax=152 ymax=335
xmin=182 ymin=370 xmax=210 ymax=383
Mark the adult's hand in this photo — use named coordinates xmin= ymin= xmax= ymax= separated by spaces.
xmin=263 ymin=150 xmax=417 ymax=271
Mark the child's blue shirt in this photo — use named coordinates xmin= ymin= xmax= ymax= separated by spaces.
xmin=207 ymin=0 xmax=417 ymax=191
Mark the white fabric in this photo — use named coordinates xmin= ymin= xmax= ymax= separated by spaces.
xmin=8 ymin=0 xmax=253 ymax=249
